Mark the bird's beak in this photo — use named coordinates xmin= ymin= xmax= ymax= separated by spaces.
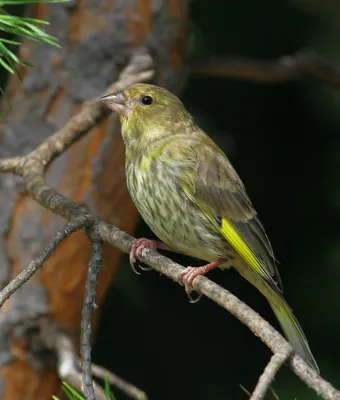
xmin=99 ymin=92 xmax=130 ymax=116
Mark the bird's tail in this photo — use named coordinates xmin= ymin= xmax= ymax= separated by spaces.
xmin=269 ymin=292 xmax=319 ymax=372
xmin=237 ymin=266 xmax=319 ymax=372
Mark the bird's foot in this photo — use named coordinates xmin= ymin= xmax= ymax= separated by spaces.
xmin=178 ymin=259 xmax=225 ymax=303
xmin=129 ymin=238 xmax=171 ymax=274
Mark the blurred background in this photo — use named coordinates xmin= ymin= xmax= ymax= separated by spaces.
xmin=1 ymin=0 xmax=340 ymax=399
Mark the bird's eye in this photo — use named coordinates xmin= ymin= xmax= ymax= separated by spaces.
xmin=141 ymin=95 xmax=153 ymax=105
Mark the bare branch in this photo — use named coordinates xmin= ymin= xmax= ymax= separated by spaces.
xmin=0 ymin=157 xmax=21 ymax=173
xmin=250 ymin=344 xmax=292 ymax=400
xmin=55 ymin=332 xmax=107 ymax=400
xmin=81 ymin=229 xmax=103 ymax=400
xmin=190 ymin=49 xmax=340 ymax=87
xmin=0 ymin=217 xmax=86 ymax=308
xmin=91 ymin=363 xmax=148 ymax=400
xmin=55 ymin=330 xmax=147 ymax=400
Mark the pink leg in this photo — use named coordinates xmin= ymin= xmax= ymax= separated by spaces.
xmin=129 ymin=238 xmax=172 ymax=274
xmin=179 ymin=258 xmax=225 ymax=303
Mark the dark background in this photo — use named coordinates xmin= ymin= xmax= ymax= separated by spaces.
xmin=94 ymin=1 xmax=340 ymax=399
xmin=3 ymin=0 xmax=340 ymax=399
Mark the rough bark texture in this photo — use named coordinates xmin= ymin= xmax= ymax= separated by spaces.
xmin=0 ymin=1 xmax=188 ymax=398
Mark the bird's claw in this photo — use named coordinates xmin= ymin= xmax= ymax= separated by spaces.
xmin=129 ymin=238 xmax=156 ymax=274
xmin=179 ymin=266 xmax=203 ymax=303
xmin=139 ymin=265 xmax=154 ymax=272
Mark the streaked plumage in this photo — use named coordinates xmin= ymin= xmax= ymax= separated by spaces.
xmin=100 ymin=83 xmax=318 ymax=372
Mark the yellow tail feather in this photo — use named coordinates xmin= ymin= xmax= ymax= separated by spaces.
xmin=196 ymin=204 xmax=319 ymax=371
xmin=236 ymin=266 xmax=319 ymax=372
xmin=268 ymin=289 xmax=319 ymax=372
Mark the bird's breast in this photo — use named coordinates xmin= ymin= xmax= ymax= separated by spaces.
xmin=125 ymin=158 xmax=184 ymax=233
xmin=125 ymin=158 xmax=230 ymax=262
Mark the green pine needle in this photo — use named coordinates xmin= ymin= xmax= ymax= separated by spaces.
xmin=0 ymin=1 xmax=69 ymax=6
xmin=52 ymin=379 xmax=118 ymax=400
xmin=62 ymin=383 xmax=86 ymax=400
xmin=0 ymin=0 xmax=69 ymax=111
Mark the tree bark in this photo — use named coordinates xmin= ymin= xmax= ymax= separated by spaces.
xmin=0 ymin=1 xmax=188 ymax=398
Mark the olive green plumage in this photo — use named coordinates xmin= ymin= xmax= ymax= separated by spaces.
xmin=101 ymin=83 xmax=318 ymax=372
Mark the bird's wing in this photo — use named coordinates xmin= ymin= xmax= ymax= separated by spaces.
xmin=181 ymin=136 xmax=282 ymax=291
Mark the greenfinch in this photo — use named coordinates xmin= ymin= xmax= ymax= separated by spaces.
xmin=100 ymin=83 xmax=318 ymax=372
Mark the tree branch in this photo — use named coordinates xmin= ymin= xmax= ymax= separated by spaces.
xmin=190 ymin=49 xmax=340 ymax=86
xmin=0 ymin=217 xmax=86 ymax=308
xmin=41 ymin=323 xmax=108 ymax=400
xmin=55 ymin=329 xmax=147 ymax=400
xmin=91 ymin=363 xmax=148 ymax=400
xmin=250 ymin=344 xmax=292 ymax=400
xmin=0 ymin=48 xmax=339 ymax=400
xmin=81 ymin=229 xmax=103 ymax=400
xmin=0 ymin=157 xmax=21 ymax=173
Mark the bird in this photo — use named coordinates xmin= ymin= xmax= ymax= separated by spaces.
xmin=100 ymin=83 xmax=319 ymax=372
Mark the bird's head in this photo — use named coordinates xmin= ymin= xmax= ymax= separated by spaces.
xmin=100 ymin=83 xmax=193 ymax=149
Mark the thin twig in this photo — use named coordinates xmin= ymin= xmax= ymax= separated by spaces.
xmin=0 ymin=157 xmax=21 ymax=172
xmin=250 ymin=344 xmax=292 ymax=400
xmin=81 ymin=229 xmax=103 ymax=400
xmin=270 ymin=387 xmax=280 ymax=400
xmin=55 ymin=331 xmax=107 ymax=400
xmin=91 ymin=363 xmax=148 ymax=400
xmin=240 ymin=384 xmax=252 ymax=397
xmin=55 ymin=331 xmax=146 ymax=400
xmin=190 ymin=49 xmax=340 ymax=87
xmin=0 ymin=218 xmax=86 ymax=308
